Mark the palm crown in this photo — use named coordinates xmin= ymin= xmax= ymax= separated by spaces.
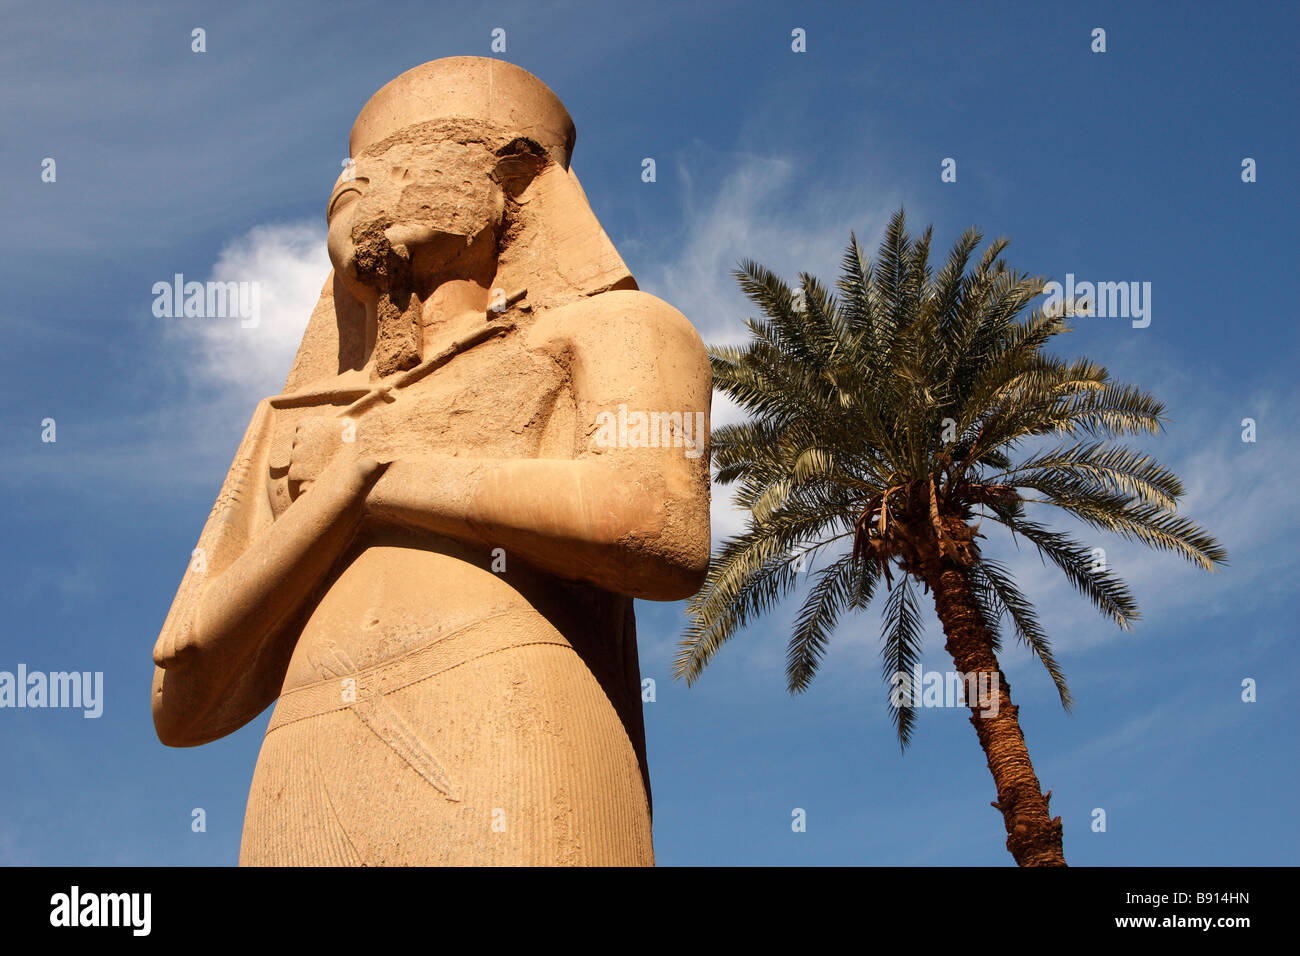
xmin=674 ymin=209 xmax=1226 ymax=865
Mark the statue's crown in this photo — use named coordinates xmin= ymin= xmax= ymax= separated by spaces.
xmin=350 ymin=57 xmax=576 ymax=167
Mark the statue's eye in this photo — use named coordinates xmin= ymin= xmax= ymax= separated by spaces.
xmin=327 ymin=183 xmax=365 ymax=219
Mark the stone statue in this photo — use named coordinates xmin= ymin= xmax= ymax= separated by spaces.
xmin=150 ymin=57 xmax=711 ymax=866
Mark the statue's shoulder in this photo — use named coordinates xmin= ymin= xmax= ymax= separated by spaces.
xmin=528 ymin=289 xmax=705 ymax=353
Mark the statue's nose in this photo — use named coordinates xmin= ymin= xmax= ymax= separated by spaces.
xmin=383 ymin=221 xmax=448 ymax=256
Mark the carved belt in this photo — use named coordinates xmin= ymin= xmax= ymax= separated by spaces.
xmin=265 ymin=611 xmax=572 ymax=801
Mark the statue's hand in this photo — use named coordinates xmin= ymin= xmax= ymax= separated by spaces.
xmin=289 ymin=417 xmax=385 ymax=503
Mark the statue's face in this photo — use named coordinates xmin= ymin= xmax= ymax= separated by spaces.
xmin=327 ymin=134 xmax=507 ymax=302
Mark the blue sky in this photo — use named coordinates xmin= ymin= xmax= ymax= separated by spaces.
xmin=1 ymin=0 xmax=1296 ymax=865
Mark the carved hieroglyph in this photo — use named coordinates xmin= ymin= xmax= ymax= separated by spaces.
xmin=150 ymin=57 xmax=711 ymax=866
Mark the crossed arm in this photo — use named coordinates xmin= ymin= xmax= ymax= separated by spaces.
xmin=152 ymin=290 xmax=711 ymax=747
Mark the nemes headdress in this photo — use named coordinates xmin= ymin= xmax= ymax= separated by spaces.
xmin=349 ymin=57 xmax=577 ymax=168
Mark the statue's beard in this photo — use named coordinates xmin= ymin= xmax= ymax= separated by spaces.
xmin=350 ymin=221 xmax=424 ymax=378
xmin=373 ymin=287 xmax=423 ymax=378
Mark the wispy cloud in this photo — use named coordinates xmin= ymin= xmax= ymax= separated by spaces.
xmin=170 ymin=221 xmax=329 ymax=404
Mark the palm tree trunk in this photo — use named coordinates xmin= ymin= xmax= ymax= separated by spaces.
xmin=921 ymin=557 xmax=1067 ymax=866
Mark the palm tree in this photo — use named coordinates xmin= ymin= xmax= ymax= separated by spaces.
xmin=674 ymin=209 xmax=1226 ymax=867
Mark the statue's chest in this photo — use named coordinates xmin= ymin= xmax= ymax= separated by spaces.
xmin=265 ymin=338 xmax=576 ymax=516
xmin=360 ymin=340 xmax=574 ymax=459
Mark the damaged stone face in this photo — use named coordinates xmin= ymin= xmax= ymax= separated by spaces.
xmin=348 ymin=218 xmax=407 ymax=292
xmin=329 ymin=128 xmax=517 ymax=378
xmin=331 ymin=133 xmax=506 ymax=291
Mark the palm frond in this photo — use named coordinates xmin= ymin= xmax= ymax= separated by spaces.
xmin=881 ymin=576 xmax=926 ymax=751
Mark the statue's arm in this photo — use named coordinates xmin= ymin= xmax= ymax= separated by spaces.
xmin=152 ymin=426 xmax=383 ymax=747
xmin=367 ymin=290 xmax=711 ymax=600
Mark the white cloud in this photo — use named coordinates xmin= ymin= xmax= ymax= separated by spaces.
xmin=645 ymin=150 xmax=899 ymax=345
xmin=177 ymin=221 xmax=329 ymax=404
